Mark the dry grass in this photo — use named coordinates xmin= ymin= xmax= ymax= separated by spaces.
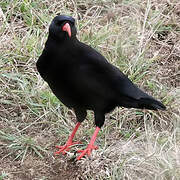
xmin=0 ymin=0 xmax=180 ymax=179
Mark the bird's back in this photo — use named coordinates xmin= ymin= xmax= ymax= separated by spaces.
xmin=37 ymin=37 xmax=165 ymax=113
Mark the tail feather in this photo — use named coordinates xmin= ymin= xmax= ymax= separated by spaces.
xmin=138 ymin=97 xmax=166 ymax=110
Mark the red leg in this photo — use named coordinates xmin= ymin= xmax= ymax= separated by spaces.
xmin=77 ymin=126 xmax=100 ymax=160
xmin=54 ymin=122 xmax=81 ymax=155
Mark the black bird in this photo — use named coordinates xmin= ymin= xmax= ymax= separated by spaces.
xmin=36 ymin=15 xmax=166 ymax=160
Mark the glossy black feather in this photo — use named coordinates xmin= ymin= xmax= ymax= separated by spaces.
xmin=37 ymin=15 xmax=166 ymax=128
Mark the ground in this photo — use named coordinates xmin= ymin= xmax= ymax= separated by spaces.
xmin=0 ymin=0 xmax=180 ymax=179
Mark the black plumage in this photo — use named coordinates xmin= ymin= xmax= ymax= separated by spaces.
xmin=36 ymin=15 xmax=166 ymax=160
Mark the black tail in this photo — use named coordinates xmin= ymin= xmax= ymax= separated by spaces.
xmin=138 ymin=97 xmax=166 ymax=110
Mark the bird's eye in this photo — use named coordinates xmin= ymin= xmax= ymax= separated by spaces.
xmin=56 ymin=21 xmax=63 ymax=26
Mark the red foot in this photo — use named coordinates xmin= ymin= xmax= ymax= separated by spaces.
xmin=77 ymin=144 xmax=98 ymax=160
xmin=54 ymin=141 xmax=81 ymax=155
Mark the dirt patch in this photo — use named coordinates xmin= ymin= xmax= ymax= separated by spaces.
xmin=0 ymin=155 xmax=83 ymax=180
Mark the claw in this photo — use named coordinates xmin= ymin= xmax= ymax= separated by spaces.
xmin=76 ymin=127 xmax=100 ymax=160
xmin=54 ymin=141 xmax=81 ymax=155
xmin=54 ymin=122 xmax=81 ymax=156
xmin=77 ymin=144 xmax=98 ymax=160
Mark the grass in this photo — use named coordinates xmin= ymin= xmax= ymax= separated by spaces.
xmin=0 ymin=0 xmax=180 ymax=179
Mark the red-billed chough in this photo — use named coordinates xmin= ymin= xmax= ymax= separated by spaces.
xmin=36 ymin=15 xmax=166 ymax=160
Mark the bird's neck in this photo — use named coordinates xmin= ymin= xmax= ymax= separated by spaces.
xmin=47 ymin=35 xmax=78 ymax=45
xmin=44 ymin=36 xmax=79 ymax=53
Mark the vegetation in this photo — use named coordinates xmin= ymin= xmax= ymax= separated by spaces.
xmin=0 ymin=0 xmax=179 ymax=179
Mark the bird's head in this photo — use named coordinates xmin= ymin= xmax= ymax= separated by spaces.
xmin=49 ymin=15 xmax=77 ymax=40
